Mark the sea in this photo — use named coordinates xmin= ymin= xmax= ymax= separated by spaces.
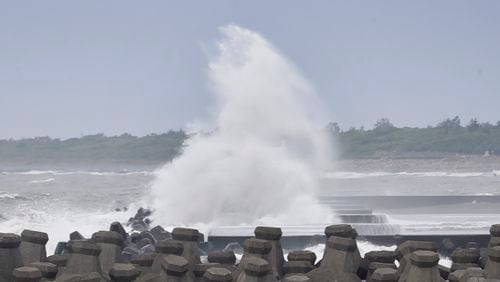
xmin=1 ymin=156 xmax=500 ymax=260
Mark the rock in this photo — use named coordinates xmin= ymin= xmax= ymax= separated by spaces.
xmin=149 ymin=225 xmax=171 ymax=242
xmin=110 ymin=222 xmax=128 ymax=242
xmin=137 ymin=238 xmax=152 ymax=249
xmin=208 ymin=251 xmax=236 ymax=265
xmin=69 ymin=231 xmax=84 ymax=241
xmin=54 ymin=242 xmax=67 ymax=255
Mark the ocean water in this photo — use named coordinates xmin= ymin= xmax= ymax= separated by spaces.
xmin=1 ymin=157 xmax=500 ymax=253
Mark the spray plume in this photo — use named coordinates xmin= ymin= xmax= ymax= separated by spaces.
xmin=149 ymin=24 xmax=334 ymax=231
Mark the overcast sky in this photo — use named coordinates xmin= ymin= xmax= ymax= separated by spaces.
xmin=1 ymin=1 xmax=499 ymax=139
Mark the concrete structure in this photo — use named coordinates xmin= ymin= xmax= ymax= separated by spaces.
xmin=282 ymin=275 xmax=311 ymax=282
xmin=58 ymin=240 xmax=102 ymax=280
xmin=203 ymin=267 xmax=232 ymax=282
xmin=396 ymin=240 xmax=439 ymax=281
xmin=171 ymin=228 xmax=202 ymax=269
xmin=194 ymin=263 xmax=220 ymax=282
xmin=307 ymin=236 xmax=361 ymax=282
xmin=12 ymin=266 xmax=42 ymax=282
xmin=450 ymin=248 xmax=480 ymax=272
xmin=282 ymin=261 xmax=313 ymax=277
xmin=109 ymin=263 xmax=140 ymax=282
xmin=46 ymin=254 xmax=67 ymax=278
xmin=161 ymin=254 xmax=194 ymax=282
xmin=151 ymin=240 xmax=184 ymax=274
xmin=236 ymin=256 xmax=277 ymax=282
xmin=371 ymin=268 xmax=398 ymax=282
xmin=19 ymin=230 xmax=49 ymax=265
xmin=403 ymin=250 xmax=444 ymax=282
xmin=254 ymin=226 xmax=285 ymax=278
xmin=366 ymin=262 xmax=397 ymax=282
xmin=485 ymin=246 xmax=500 ymax=279
xmin=131 ymin=253 xmax=155 ymax=276
xmin=91 ymin=231 xmax=124 ymax=277
xmin=286 ymin=251 xmax=316 ymax=265
xmin=28 ymin=262 xmax=57 ymax=280
xmin=239 ymin=238 xmax=272 ymax=275
xmin=0 ymin=233 xmax=23 ymax=282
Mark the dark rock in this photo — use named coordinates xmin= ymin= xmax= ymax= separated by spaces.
xmin=110 ymin=222 xmax=128 ymax=242
xmin=69 ymin=231 xmax=84 ymax=241
xmin=208 ymin=250 xmax=236 ymax=265
xmin=54 ymin=242 xmax=67 ymax=255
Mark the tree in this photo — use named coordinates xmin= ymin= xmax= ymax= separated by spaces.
xmin=374 ymin=118 xmax=394 ymax=130
xmin=437 ymin=116 xmax=462 ymax=133
xmin=326 ymin=122 xmax=341 ymax=134
xmin=467 ymin=118 xmax=480 ymax=132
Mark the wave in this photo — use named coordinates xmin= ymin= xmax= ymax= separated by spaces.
xmin=1 ymin=170 xmax=153 ymax=176
xmin=29 ymin=178 xmax=56 ymax=184
xmin=324 ymin=171 xmax=491 ymax=179
xmin=0 ymin=192 xmax=24 ymax=200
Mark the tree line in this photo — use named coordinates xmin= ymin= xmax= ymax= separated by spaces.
xmin=329 ymin=116 xmax=500 ymax=158
xmin=1 ymin=116 xmax=499 ymax=164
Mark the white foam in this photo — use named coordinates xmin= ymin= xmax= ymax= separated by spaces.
xmin=0 ymin=192 xmax=22 ymax=199
xmin=1 ymin=170 xmax=152 ymax=176
xmin=148 ymin=25 xmax=334 ymax=232
xmin=324 ymin=171 xmax=489 ymax=179
xmin=29 ymin=178 xmax=56 ymax=184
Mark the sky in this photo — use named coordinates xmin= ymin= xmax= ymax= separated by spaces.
xmin=1 ymin=1 xmax=499 ymax=139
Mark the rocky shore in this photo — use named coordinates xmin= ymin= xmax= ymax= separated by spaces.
xmin=2 ymin=218 xmax=500 ymax=281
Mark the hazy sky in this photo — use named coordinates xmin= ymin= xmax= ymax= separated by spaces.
xmin=1 ymin=1 xmax=499 ymax=139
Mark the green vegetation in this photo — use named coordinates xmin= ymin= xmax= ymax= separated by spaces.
xmin=1 ymin=117 xmax=500 ymax=164
xmin=330 ymin=117 xmax=500 ymax=158
xmin=0 ymin=131 xmax=186 ymax=165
